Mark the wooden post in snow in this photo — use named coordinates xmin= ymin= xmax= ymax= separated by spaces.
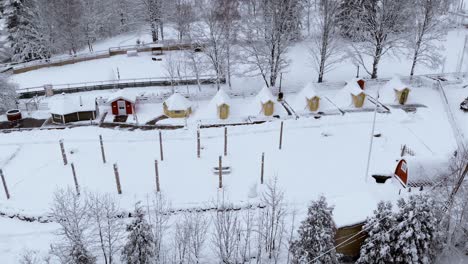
xmin=70 ymin=163 xmax=80 ymax=196
xmin=261 ymin=152 xmax=265 ymax=185
xmin=197 ymin=129 xmax=201 ymax=158
xmin=113 ymin=163 xmax=122 ymax=194
xmin=224 ymin=127 xmax=228 ymax=156
xmin=159 ymin=130 xmax=164 ymax=161
xmin=99 ymin=135 xmax=106 ymax=164
xmin=59 ymin=139 xmax=68 ymax=165
xmin=279 ymin=121 xmax=284 ymax=150
xmin=218 ymin=156 xmax=223 ymax=189
xmin=0 ymin=169 xmax=10 ymax=199
xmin=155 ymin=160 xmax=160 ymax=192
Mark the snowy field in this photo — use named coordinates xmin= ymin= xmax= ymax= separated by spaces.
xmin=9 ymin=28 xmax=468 ymax=91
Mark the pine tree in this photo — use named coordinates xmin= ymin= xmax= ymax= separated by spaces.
xmin=393 ymin=194 xmax=441 ymax=264
xmin=4 ymin=0 xmax=49 ymax=62
xmin=357 ymin=201 xmax=396 ymax=264
xmin=70 ymin=242 xmax=96 ymax=264
xmin=289 ymin=196 xmax=338 ymax=264
xmin=121 ymin=202 xmax=155 ymax=264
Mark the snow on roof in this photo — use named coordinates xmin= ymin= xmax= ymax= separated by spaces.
xmin=256 ymin=86 xmax=276 ymax=104
xmin=211 ymin=89 xmax=230 ymax=106
xmin=300 ymin=82 xmax=319 ymax=99
xmin=384 ymin=76 xmax=410 ymax=92
xmin=107 ymin=90 xmax=137 ymax=104
xmin=332 ymin=79 xmax=366 ymax=108
xmin=164 ymin=93 xmax=191 ymax=110
xmin=379 ymin=76 xmax=410 ymax=103
xmin=49 ymin=95 xmax=96 ymax=115
xmin=403 ymin=156 xmax=449 ymax=186
xmin=344 ymin=79 xmax=365 ymax=96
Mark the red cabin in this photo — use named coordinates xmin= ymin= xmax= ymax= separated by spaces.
xmin=107 ymin=91 xmax=136 ymax=116
xmin=394 ymin=159 xmax=408 ymax=187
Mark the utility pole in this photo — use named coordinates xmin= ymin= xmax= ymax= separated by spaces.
xmin=364 ymin=88 xmax=380 ymax=182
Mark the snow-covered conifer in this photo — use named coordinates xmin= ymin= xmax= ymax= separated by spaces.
xmin=121 ymin=202 xmax=155 ymax=264
xmin=393 ymin=194 xmax=441 ymax=264
xmin=289 ymin=195 xmax=338 ymax=264
xmin=357 ymin=201 xmax=396 ymax=264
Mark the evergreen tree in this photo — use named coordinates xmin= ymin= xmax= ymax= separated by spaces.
xmin=4 ymin=0 xmax=49 ymax=62
xmin=357 ymin=201 xmax=396 ymax=264
xmin=289 ymin=196 xmax=338 ymax=264
xmin=121 ymin=202 xmax=155 ymax=264
xmin=393 ymin=195 xmax=441 ymax=264
xmin=70 ymin=242 xmax=96 ymax=264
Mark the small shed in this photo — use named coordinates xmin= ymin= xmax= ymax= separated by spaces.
xmin=211 ymin=89 xmax=231 ymax=120
xmin=255 ymin=86 xmax=276 ymax=116
xmin=344 ymin=79 xmax=366 ymax=108
xmin=301 ymin=83 xmax=321 ymax=112
xmin=163 ymin=93 xmax=192 ymax=118
xmin=50 ymin=95 xmax=98 ymax=124
xmin=107 ymin=90 xmax=136 ymax=116
xmin=382 ymin=77 xmax=411 ymax=105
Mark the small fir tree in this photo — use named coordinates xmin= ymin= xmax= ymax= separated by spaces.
xmin=289 ymin=196 xmax=338 ymax=264
xmin=393 ymin=194 xmax=440 ymax=264
xmin=357 ymin=201 xmax=396 ymax=264
xmin=121 ymin=202 xmax=155 ymax=264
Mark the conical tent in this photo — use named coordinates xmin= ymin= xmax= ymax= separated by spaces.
xmin=381 ymin=77 xmax=411 ymax=105
xmin=301 ymin=83 xmax=321 ymax=112
xmin=210 ymin=89 xmax=231 ymax=119
xmin=255 ymin=86 xmax=276 ymax=116
xmin=335 ymin=79 xmax=366 ymax=108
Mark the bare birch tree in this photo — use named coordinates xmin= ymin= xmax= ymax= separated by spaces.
xmin=192 ymin=0 xmax=228 ymax=90
xmin=241 ymin=0 xmax=298 ymax=87
xmin=407 ymin=0 xmax=448 ymax=76
xmin=49 ymin=188 xmax=96 ymax=264
xmin=309 ymin=0 xmax=342 ymax=83
xmin=347 ymin=0 xmax=412 ymax=79
xmin=259 ymin=178 xmax=287 ymax=262
xmin=149 ymin=192 xmax=171 ymax=263
xmin=139 ymin=0 xmax=164 ymax=42
xmin=88 ymin=193 xmax=124 ymax=264
xmin=211 ymin=201 xmax=241 ymax=264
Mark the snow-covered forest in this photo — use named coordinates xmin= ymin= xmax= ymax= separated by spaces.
xmin=0 ymin=0 xmax=468 ymax=263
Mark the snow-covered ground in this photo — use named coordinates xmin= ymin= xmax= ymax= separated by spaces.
xmin=9 ymin=28 xmax=468 ymax=91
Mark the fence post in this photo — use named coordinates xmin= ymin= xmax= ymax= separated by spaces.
xmin=159 ymin=131 xmax=164 ymax=161
xmin=0 ymin=169 xmax=10 ymax=199
xmin=70 ymin=163 xmax=80 ymax=196
xmin=197 ymin=129 xmax=201 ymax=158
xmin=99 ymin=135 xmax=106 ymax=164
xmin=155 ymin=160 xmax=160 ymax=192
xmin=113 ymin=163 xmax=122 ymax=194
xmin=261 ymin=152 xmax=265 ymax=185
xmin=59 ymin=139 xmax=68 ymax=165
xmin=219 ymin=156 xmax=223 ymax=189
xmin=224 ymin=127 xmax=228 ymax=156
xmin=279 ymin=121 xmax=284 ymax=150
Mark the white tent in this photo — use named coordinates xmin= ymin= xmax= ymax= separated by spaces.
xmin=380 ymin=76 xmax=410 ymax=104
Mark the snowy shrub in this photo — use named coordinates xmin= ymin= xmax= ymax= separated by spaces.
xmin=121 ymin=202 xmax=155 ymax=264
xmin=289 ymin=195 xmax=338 ymax=264
xmin=357 ymin=201 xmax=396 ymax=264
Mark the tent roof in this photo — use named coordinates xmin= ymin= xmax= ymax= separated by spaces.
xmin=164 ymin=93 xmax=191 ymax=110
xmin=300 ymin=83 xmax=319 ymax=99
xmin=256 ymin=86 xmax=276 ymax=104
xmin=49 ymin=95 xmax=95 ymax=115
xmin=383 ymin=76 xmax=410 ymax=92
xmin=344 ymin=79 xmax=365 ymax=96
xmin=211 ymin=89 xmax=230 ymax=106
xmin=107 ymin=90 xmax=137 ymax=104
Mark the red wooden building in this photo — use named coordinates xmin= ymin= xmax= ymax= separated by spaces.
xmin=107 ymin=90 xmax=136 ymax=116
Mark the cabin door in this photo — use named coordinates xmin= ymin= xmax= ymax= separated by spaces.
xmin=117 ymin=100 xmax=127 ymax=115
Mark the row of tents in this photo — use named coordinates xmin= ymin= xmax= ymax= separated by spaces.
xmin=48 ymin=77 xmax=412 ymax=124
